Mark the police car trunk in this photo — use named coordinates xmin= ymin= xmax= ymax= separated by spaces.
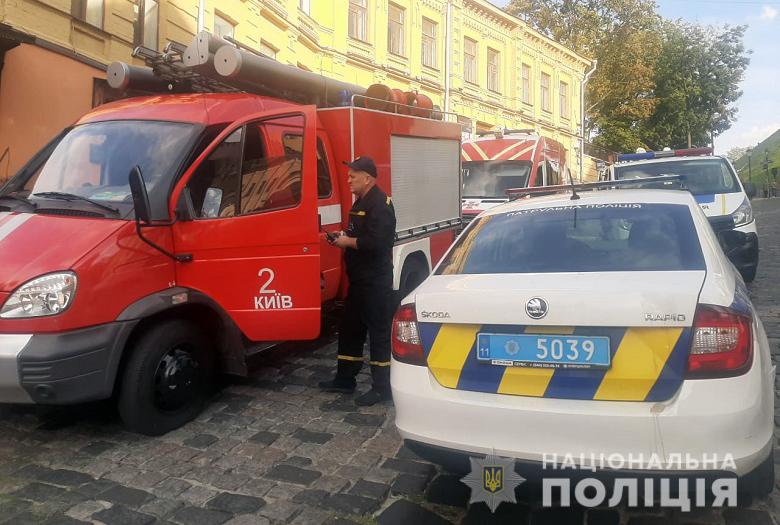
xmin=391 ymin=189 xmax=773 ymax=479
xmin=398 ymin=196 xmax=706 ymax=403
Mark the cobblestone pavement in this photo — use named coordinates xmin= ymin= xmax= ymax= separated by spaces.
xmin=1 ymin=199 xmax=780 ymax=525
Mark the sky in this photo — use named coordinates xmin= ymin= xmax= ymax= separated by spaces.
xmin=488 ymin=0 xmax=780 ymax=154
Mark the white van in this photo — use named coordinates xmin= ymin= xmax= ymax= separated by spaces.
xmin=608 ymin=148 xmax=758 ymax=281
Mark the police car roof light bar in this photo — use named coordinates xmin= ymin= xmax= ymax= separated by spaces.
xmin=617 ymin=147 xmax=713 ymax=163
xmin=506 ymin=175 xmax=685 ymax=200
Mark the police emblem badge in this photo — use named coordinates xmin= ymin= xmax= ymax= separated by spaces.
xmin=461 ymin=451 xmax=526 ymax=512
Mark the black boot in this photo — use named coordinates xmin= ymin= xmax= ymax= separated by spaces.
xmin=318 ymin=376 xmax=356 ymax=394
xmin=355 ymin=386 xmax=392 ymax=406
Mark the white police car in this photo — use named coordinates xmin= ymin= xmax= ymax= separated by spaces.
xmin=391 ymin=184 xmax=774 ymax=496
xmin=610 ymin=148 xmax=758 ymax=282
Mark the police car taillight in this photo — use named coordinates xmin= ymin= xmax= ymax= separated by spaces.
xmin=687 ymin=305 xmax=752 ymax=378
xmin=392 ymin=304 xmax=425 ymax=366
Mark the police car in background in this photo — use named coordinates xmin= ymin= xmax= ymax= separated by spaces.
xmin=390 ymin=180 xmax=774 ymax=496
xmin=608 ymin=148 xmax=758 ymax=282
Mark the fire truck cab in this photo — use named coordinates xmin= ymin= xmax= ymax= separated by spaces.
xmin=0 ymin=53 xmax=461 ymax=435
xmin=460 ymin=129 xmax=568 ymax=228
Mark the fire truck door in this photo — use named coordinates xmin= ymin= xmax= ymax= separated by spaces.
xmin=170 ymin=108 xmax=321 ymax=341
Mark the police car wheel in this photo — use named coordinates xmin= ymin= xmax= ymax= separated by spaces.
xmin=740 ymin=448 xmax=774 ymax=498
xmin=118 ymin=319 xmax=213 ymax=436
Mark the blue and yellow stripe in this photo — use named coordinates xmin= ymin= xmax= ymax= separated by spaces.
xmin=417 ymin=323 xmax=692 ymax=402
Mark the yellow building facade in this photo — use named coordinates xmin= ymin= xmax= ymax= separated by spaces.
xmin=0 ymin=0 xmax=592 ymax=179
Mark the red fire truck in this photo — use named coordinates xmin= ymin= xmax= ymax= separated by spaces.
xmin=460 ymin=129 xmax=568 ymax=228
xmin=0 ymin=36 xmax=461 ymax=435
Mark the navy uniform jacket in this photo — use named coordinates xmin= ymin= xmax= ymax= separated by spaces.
xmin=345 ymin=185 xmax=396 ymax=286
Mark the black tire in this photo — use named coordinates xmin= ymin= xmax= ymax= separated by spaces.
xmin=741 ymin=263 xmax=758 ymax=283
xmin=118 ymin=319 xmax=214 ymax=436
xmin=740 ymin=448 xmax=775 ymax=498
xmin=398 ymin=256 xmax=429 ymax=304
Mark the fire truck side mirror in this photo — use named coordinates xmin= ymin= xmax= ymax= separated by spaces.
xmin=129 ymin=166 xmax=152 ymax=224
xmin=176 ymin=188 xmax=196 ymax=222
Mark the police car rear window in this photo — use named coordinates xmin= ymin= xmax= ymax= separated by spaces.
xmin=438 ymin=203 xmax=705 ymax=274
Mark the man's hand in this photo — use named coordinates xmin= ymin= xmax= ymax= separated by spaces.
xmin=332 ymin=232 xmax=357 ymax=249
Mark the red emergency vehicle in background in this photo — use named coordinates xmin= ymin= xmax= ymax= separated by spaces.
xmin=460 ymin=129 xmax=568 ymax=228
xmin=0 ymin=34 xmax=462 ymax=435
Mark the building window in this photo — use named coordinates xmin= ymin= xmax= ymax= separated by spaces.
xmin=422 ymin=18 xmax=437 ymax=69
xmin=388 ymin=4 xmax=404 ymax=56
xmin=560 ymin=80 xmax=569 ymax=119
xmin=134 ymin=0 xmax=159 ymax=50
xmin=464 ymin=38 xmax=477 ymax=84
xmin=299 ymin=0 xmax=310 ymax=15
xmin=487 ymin=48 xmax=500 ymax=92
xmin=215 ymin=14 xmax=235 ymax=39
xmin=522 ymin=63 xmax=532 ymax=104
xmin=541 ymin=72 xmax=551 ymax=112
xmin=72 ymin=0 xmax=104 ymax=29
xmin=349 ymin=0 xmax=368 ymax=42
xmin=259 ymin=41 xmax=277 ymax=60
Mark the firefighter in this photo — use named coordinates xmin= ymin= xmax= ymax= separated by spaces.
xmin=319 ymin=156 xmax=396 ymax=406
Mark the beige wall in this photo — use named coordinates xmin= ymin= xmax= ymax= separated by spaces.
xmin=0 ymin=44 xmax=104 ymax=180
xmin=0 ymin=0 xmax=591 ymax=178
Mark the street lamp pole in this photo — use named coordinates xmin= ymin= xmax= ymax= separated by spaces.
xmin=765 ymin=149 xmax=770 ymax=181
xmin=747 ymin=149 xmax=752 ymax=182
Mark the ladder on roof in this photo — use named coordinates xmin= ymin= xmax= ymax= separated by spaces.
xmin=127 ymin=42 xmax=240 ymax=94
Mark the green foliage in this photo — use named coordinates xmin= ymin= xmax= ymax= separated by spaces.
xmin=644 ymin=22 xmax=750 ymax=150
xmin=505 ymin=0 xmax=750 ymax=154
xmin=731 ymin=129 xmax=780 ymax=190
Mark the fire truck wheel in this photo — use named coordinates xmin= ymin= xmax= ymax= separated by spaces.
xmin=118 ymin=319 xmax=214 ymax=436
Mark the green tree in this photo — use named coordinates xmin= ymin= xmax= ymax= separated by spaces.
xmin=642 ymin=22 xmax=750 ymax=150
xmin=505 ymin=1 xmax=750 ymax=154
xmin=505 ymin=0 xmax=662 ymax=152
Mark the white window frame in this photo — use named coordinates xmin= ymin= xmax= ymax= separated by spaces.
xmin=214 ymin=13 xmax=235 ymax=39
xmin=349 ymin=0 xmax=368 ymax=42
xmin=388 ymin=3 xmax=405 ymax=57
xmin=541 ymin=72 xmax=552 ymax=113
xmin=522 ymin=63 xmax=532 ymax=104
xmin=464 ymin=37 xmax=477 ymax=84
xmin=72 ymin=0 xmax=104 ymax=29
xmin=259 ymin=41 xmax=278 ymax=60
xmin=422 ymin=17 xmax=438 ymax=69
xmin=559 ymin=80 xmax=569 ymax=119
xmin=487 ymin=48 xmax=500 ymax=93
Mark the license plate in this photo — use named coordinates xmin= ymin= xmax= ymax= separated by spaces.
xmin=476 ymin=333 xmax=611 ymax=369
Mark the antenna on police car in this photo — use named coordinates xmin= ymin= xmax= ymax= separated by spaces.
xmin=566 ymin=166 xmax=580 ymax=200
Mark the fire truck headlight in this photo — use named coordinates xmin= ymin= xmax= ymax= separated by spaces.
xmin=0 ymin=272 xmax=78 ymax=319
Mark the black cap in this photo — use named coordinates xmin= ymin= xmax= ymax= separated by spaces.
xmin=343 ymin=156 xmax=378 ymax=178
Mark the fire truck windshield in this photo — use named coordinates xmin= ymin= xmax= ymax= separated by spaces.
xmin=21 ymin=120 xmax=200 ymax=217
xmin=462 ymin=160 xmax=532 ymax=198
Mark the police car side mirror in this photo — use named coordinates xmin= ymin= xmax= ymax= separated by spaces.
xmin=717 ymin=229 xmax=747 ymax=256
xmin=744 ymin=182 xmax=757 ymax=200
